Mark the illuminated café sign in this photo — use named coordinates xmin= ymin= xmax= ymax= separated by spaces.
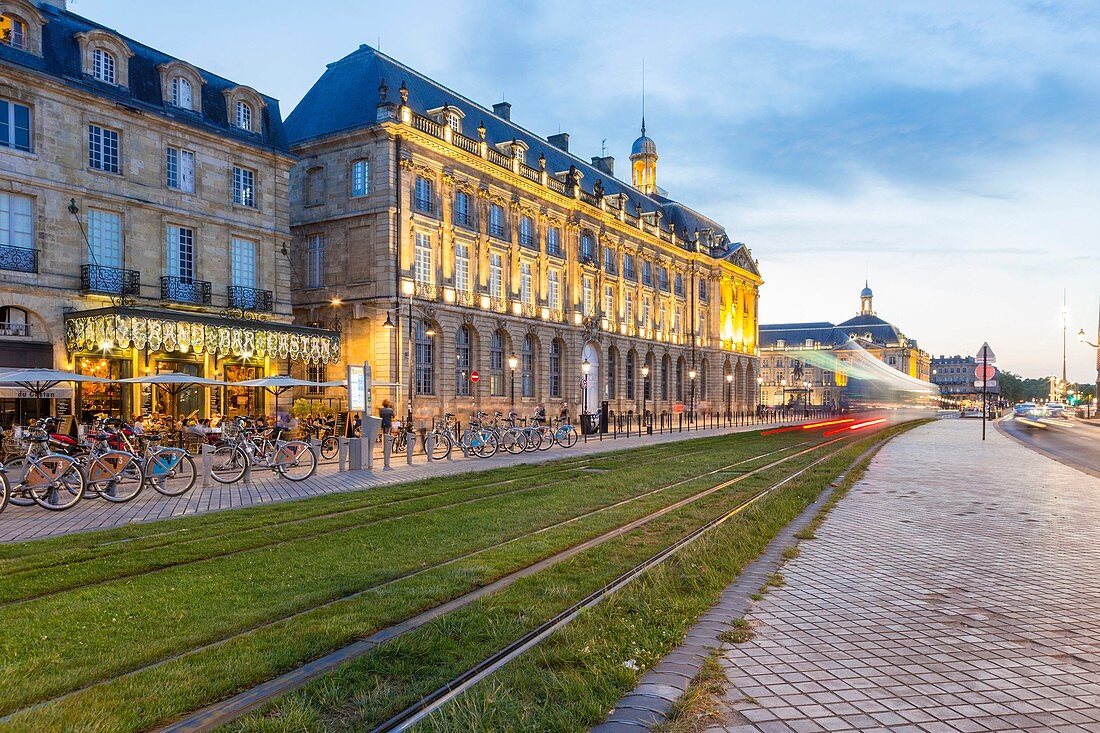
xmin=64 ymin=307 xmax=341 ymax=364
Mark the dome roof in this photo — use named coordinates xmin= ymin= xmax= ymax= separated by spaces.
xmin=860 ymin=281 xmax=873 ymax=298
xmin=631 ymin=134 xmax=657 ymax=157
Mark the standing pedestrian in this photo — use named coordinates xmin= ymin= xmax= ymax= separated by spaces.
xmin=379 ymin=399 xmax=395 ymax=434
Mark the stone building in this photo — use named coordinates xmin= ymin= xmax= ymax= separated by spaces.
xmin=931 ymin=354 xmax=996 ymax=406
xmin=758 ymin=283 xmax=931 ymax=408
xmin=286 ymin=45 xmax=762 ymax=423
xmin=0 ymin=0 xmax=338 ymax=426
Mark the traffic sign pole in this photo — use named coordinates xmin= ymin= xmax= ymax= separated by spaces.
xmin=976 ymin=342 xmax=996 ymax=441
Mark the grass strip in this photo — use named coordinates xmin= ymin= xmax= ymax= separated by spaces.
xmin=0 ymin=431 xmax=816 ymax=722
xmin=219 ymin=423 xmax=923 ymax=733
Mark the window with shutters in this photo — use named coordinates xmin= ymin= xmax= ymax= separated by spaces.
xmin=166 ymin=146 xmax=195 ymax=192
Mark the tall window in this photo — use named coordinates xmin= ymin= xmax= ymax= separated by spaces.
xmin=414 ymin=321 xmax=434 ymax=395
xmin=549 ymin=340 xmax=563 ymax=398
xmin=548 ymin=270 xmax=561 ymax=311
xmin=674 ymin=307 xmax=682 ymax=337
xmin=607 ymin=348 xmax=617 ymax=399
xmin=454 ymin=242 xmax=470 ymax=294
xmin=235 ymin=101 xmax=253 ymax=131
xmin=88 ymin=124 xmax=119 ymax=173
xmin=414 ymin=176 xmax=433 ymax=213
xmin=582 ymin=277 xmax=594 ymax=317
xmin=166 ymin=225 xmax=195 ymax=282
xmin=644 ymin=355 xmax=653 ymax=400
xmin=414 ymin=232 xmax=433 ymax=285
xmin=674 ymin=272 xmax=684 ymax=296
xmin=490 ymin=330 xmax=505 ymax=396
xmin=455 ymin=325 xmax=471 ymax=397
xmin=519 ymin=215 xmax=535 ymax=247
xmin=233 ymin=166 xmax=255 ymax=207
xmin=625 ymin=292 xmax=634 ymax=325
xmin=0 ymin=99 xmax=31 ymax=152
xmin=547 ymin=226 xmax=562 ymax=256
xmin=520 ymin=261 xmax=533 ymax=306
xmin=351 ymin=159 xmax=369 ymax=197
xmin=603 ymin=285 xmax=615 ymax=319
xmin=171 ymin=77 xmax=193 ymax=109
xmin=643 ymin=296 xmax=651 ymax=328
xmin=698 ymin=279 xmax=708 ymax=301
xmin=306 ymin=364 xmax=326 ymax=395
xmin=624 ymin=254 xmax=636 ymax=281
xmin=454 ymin=190 xmax=471 ymax=226
xmin=642 ymin=260 xmax=652 ymax=286
xmin=659 ymin=266 xmax=670 ymax=292
xmin=626 ymin=351 xmax=635 ymax=400
xmin=580 ymin=231 xmax=595 ymax=260
xmin=698 ymin=309 xmax=707 ymax=344
xmin=659 ymin=302 xmax=667 ymax=332
xmin=166 ymin=147 xmax=195 ymax=192
xmin=87 ymin=209 xmax=122 ymax=270
xmin=660 ymin=356 xmax=670 ymax=401
xmin=92 ymin=48 xmax=116 ymax=84
xmin=489 ymin=253 xmax=503 ymax=299
xmin=306 ymin=234 xmax=324 ymax=288
xmin=231 ymin=237 xmax=256 ymax=287
xmin=0 ymin=14 xmax=27 ymax=50
xmin=489 ymin=203 xmax=505 ymax=238
xmin=521 ymin=335 xmax=535 ymax=398
xmin=0 ymin=192 xmax=34 ymax=250
xmin=676 ymin=359 xmax=685 ymax=402
xmin=603 ymin=248 xmax=617 ymax=275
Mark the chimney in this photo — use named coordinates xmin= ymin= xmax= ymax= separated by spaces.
xmin=492 ymin=101 xmax=511 ymax=120
xmin=591 ymin=156 xmax=614 ymax=177
xmin=548 ymin=132 xmax=569 ymax=152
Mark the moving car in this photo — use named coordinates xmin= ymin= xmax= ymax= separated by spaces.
xmin=1045 ymin=402 xmax=1066 ymax=417
xmin=1013 ymin=402 xmax=1044 ymax=418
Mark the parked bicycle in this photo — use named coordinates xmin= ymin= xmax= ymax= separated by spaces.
xmin=1 ymin=421 xmax=86 ymax=511
xmin=79 ymin=427 xmax=144 ymax=503
xmin=210 ymin=417 xmax=317 ymax=483
xmin=302 ymin=422 xmax=340 ymax=460
xmin=457 ymin=412 xmax=499 ymax=458
xmin=105 ymin=419 xmax=197 ymax=497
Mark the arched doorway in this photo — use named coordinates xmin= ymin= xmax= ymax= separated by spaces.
xmin=581 ymin=341 xmax=600 ymax=414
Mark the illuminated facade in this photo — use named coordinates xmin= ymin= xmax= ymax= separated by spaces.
xmin=0 ymin=0 xmax=336 ymax=425
xmin=287 ymin=45 xmax=762 ymax=422
xmin=758 ymin=283 xmax=931 ymax=407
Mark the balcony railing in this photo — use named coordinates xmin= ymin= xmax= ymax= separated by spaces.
xmin=81 ymin=264 xmax=140 ymax=296
xmin=227 ymin=285 xmax=273 ymax=312
xmin=414 ymin=281 xmax=438 ymax=300
xmin=0 ymin=322 xmax=29 ymax=337
xmin=161 ymin=275 xmax=212 ymax=305
xmin=455 ymin=289 xmax=474 ymax=306
xmin=0 ymin=244 xmax=37 ymax=273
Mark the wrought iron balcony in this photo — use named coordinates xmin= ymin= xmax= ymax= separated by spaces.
xmin=0 ymin=244 xmax=37 ymax=273
xmin=414 ymin=282 xmax=438 ymax=300
xmin=227 ymin=285 xmax=274 ymax=312
xmin=81 ymin=264 xmax=140 ymax=296
xmin=161 ymin=275 xmax=212 ymax=305
xmin=0 ymin=322 xmax=29 ymax=337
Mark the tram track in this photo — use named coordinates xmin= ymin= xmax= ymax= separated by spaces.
xmin=0 ymin=439 xmax=751 ymax=606
xmin=0 ymin=436 xmax=827 ymax=728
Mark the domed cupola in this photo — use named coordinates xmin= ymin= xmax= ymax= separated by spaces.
xmin=860 ymin=281 xmax=874 ymax=315
xmin=629 ymin=119 xmax=658 ymax=195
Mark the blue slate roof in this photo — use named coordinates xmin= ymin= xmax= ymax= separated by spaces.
xmin=835 ymin=313 xmax=907 ymax=346
xmin=758 ymin=323 xmax=852 ymax=349
xmin=0 ymin=3 xmax=289 ymax=153
xmin=286 ymin=44 xmax=745 ymax=262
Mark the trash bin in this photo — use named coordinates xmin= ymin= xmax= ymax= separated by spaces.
xmin=600 ymin=401 xmax=609 ymax=433
xmin=580 ymin=412 xmax=596 ymax=435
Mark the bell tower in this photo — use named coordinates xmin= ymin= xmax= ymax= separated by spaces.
xmin=630 ymin=120 xmax=658 ymax=195
xmin=860 ymin=281 xmax=874 ymax=316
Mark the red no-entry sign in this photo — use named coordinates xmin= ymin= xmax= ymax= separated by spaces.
xmin=469 ymin=371 xmax=480 ymax=384
xmin=975 ymin=364 xmax=996 ymax=381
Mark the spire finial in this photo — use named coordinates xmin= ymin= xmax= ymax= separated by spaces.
xmin=641 ymin=117 xmax=646 ymax=136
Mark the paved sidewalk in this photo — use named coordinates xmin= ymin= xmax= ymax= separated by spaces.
xmin=0 ymin=419 xmax=778 ymax=544
xmin=688 ymin=418 xmax=1100 ymax=732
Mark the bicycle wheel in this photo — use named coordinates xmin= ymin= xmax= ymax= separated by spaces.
xmin=210 ymin=445 xmax=248 ymax=484
xmin=88 ymin=451 xmax=144 ymax=503
xmin=430 ymin=431 xmax=452 ymax=460
xmin=274 ymin=441 xmax=317 ymax=481
xmin=536 ymin=427 xmax=554 ymax=451
xmin=147 ymin=448 xmax=197 ymax=496
xmin=320 ymin=436 xmax=339 ymax=460
xmin=556 ymin=425 xmax=579 ymax=448
xmin=29 ymin=456 xmax=85 ymax=511
xmin=391 ymin=432 xmax=407 ymax=454
xmin=502 ymin=429 xmax=525 ymax=455
xmin=522 ymin=429 xmax=542 ymax=452
xmin=0 ymin=469 xmax=8 ymax=515
xmin=475 ymin=430 xmax=499 ymax=458
xmin=3 ymin=458 xmax=35 ymax=506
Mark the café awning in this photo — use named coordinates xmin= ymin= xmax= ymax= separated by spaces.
xmin=64 ymin=307 xmax=341 ymax=365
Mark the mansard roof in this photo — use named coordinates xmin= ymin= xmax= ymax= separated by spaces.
xmin=0 ymin=3 xmax=289 ymax=153
xmin=286 ymin=44 xmax=746 ymax=264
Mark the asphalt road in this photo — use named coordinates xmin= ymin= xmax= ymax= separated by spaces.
xmin=997 ymin=414 xmax=1100 ymax=479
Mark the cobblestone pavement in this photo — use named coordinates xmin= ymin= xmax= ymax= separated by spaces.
xmin=0 ymin=419 xmax=777 ymax=544
xmin=704 ymin=418 xmax=1100 ymax=733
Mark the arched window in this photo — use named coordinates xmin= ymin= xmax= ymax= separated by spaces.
xmin=699 ymin=359 xmax=708 ymax=400
xmin=549 ymin=339 xmax=563 ymax=398
xmin=0 ymin=13 xmax=27 ymax=50
xmin=455 ymin=325 xmax=472 ymax=397
xmin=490 ymin=330 xmax=505 ymax=396
xmin=172 ymin=76 xmax=193 ymax=109
xmin=521 ymin=335 xmax=535 ymax=398
xmin=625 ymin=351 xmax=636 ymax=401
xmin=676 ymin=358 xmax=685 ymax=402
xmin=92 ymin=48 xmax=116 ymax=84
xmin=414 ymin=321 xmax=434 ymax=395
xmin=236 ymin=100 xmax=253 ymax=131
xmin=606 ymin=347 xmax=617 ymax=399
xmin=0 ymin=305 xmax=28 ymax=336
xmin=660 ymin=355 xmax=670 ymax=401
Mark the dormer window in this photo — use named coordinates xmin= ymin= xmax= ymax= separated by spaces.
xmin=158 ymin=61 xmax=205 ymax=114
xmin=447 ymin=112 xmax=461 ymax=132
xmin=236 ymin=101 xmax=252 ymax=131
xmin=428 ymin=105 xmax=465 ymax=135
xmin=172 ymin=77 xmax=192 ymax=109
xmin=92 ymin=48 xmax=116 ymax=84
xmin=1 ymin=13 xmax=26 ymax=50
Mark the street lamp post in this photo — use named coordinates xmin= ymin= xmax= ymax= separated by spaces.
xmin=641 ymin=364 xmax=650 ymax=433
xmin=803 ymin=380 xmax=811 ymax=414
xmin=725 ymin=373 xmax=733 ymax=420
xmin=688 ymin=369 xmax=697 ymax=424
xmin=507 ymin=353 xmax=518 ymax=411
xmin=1080 ymin=300 xmax=1100 ymax=420
xmin=756 ymin=376 xmax=763 ymax=418
xmin=581 ymin=358 xmax=591 ymax=415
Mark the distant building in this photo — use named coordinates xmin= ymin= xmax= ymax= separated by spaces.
xmin=757 ymin=283 xmax=931 ymax=407
xmin=931 ymin=354 xmax=998 ymax=405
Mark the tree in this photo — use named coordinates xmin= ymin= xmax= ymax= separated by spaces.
xmin=998 ymin=371 xmax=1053 ymax=403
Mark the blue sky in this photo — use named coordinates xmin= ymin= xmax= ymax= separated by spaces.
xmin=77 ymin=0 xmax=1100 ymax=381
